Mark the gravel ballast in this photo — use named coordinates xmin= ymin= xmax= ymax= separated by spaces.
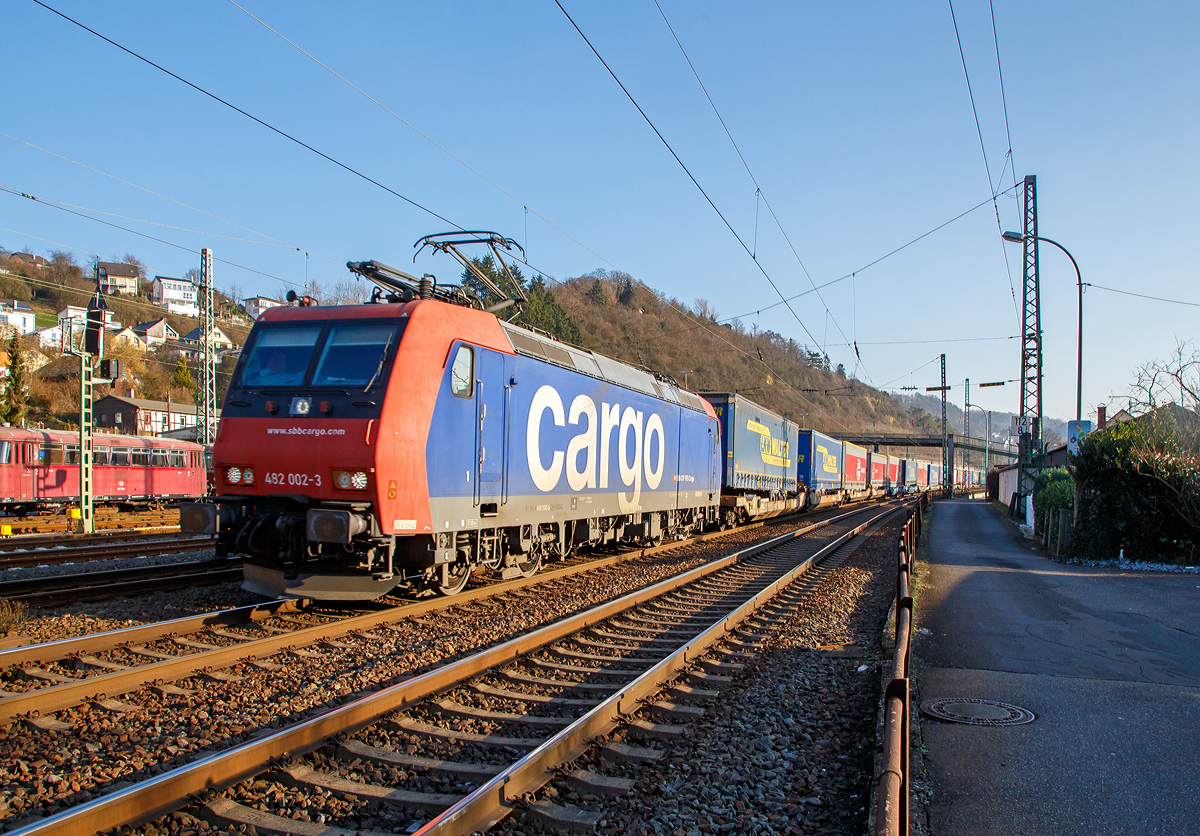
xmin=0 ymin=512 xmax=860 ymax=833
xmin=501 ymin=517 xmax=907 ymax=836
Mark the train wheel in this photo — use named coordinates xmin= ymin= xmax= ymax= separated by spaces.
xmin=436 ymin=561 xmax=472 ymax=596
xmin=514 ymin=552 xmax=542 ymax=578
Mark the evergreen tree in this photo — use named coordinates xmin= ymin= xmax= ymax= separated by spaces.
xmin=523 ymin=276 xmax=581 ymax=345
xmin=2 ymin=332 xmax=26 ymax=427
xmin=585 ymin=279 xmax=608 ymax=306
xmin=173 ymin=356 xmax=195 ymax=393
xmin=617 ymin=277 xmax=634 ymax=305
xmin=460 ymin=255 xmax=523 ymax=309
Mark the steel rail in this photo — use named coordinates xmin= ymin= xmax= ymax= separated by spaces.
xmin=0 ymin=502 xmax=877 ymax=723
xmin=420 ymin=503 xmax=906 ymax=835
xmin=3 ymin=504 xmax=889 ymax=836
xmin=0 ymin=559 xmax=241 ymax=606
xmin=0 ymin=537 xmax=215 ymax=568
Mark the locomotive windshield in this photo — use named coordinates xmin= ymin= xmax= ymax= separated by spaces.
xmin=234 ymin=320 xmax=405 ymax=390
xmin=239 ymin=327 xmax=323 ymax=387
xmin=312 ymin=324 xmax=396 ymax=387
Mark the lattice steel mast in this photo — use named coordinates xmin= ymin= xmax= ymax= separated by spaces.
xmin=1018 ymin=175 xmax=1042 ymax=499
xmin=941 ymin=353 xmax=949 ymax=497
xmin=198 ymin=248 xmax=217 ymax=445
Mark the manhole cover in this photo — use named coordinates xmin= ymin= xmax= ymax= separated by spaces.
xmin=920 ymin=698 xmax=1035 ymax=726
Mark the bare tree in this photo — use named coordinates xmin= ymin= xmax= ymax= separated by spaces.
xmin=332 ymin=277 xmax=371 ymax=305
xmin=184 ymin=267 xmax=201 ymax=284
xmin=1128 ymin=340 xmax=1200 ymax=414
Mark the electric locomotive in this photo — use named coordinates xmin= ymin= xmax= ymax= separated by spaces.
xmin=182 ymin=238 xmax=722 ymax=600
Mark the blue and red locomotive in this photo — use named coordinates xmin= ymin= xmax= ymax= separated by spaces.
xmin=183 ymin=253 xmax=724 ymax=599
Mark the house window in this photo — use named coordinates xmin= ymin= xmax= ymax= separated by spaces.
xmin=114 ymin=412 xmax=122 ymax=424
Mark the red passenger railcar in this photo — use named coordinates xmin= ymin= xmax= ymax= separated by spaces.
xmin=0 ymin=427 xmax=207 ymax=514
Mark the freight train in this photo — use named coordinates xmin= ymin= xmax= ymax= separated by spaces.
xmin=181 ymin=251 xmax=964 ymax=601
xmin=0 ymin=427 xmax=207 ymax=514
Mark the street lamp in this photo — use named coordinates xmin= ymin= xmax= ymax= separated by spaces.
xmin=1002 ymin=231 xmax=1084 ymax=421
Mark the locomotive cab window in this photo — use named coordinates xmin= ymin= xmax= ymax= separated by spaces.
xmin=0 ymin=441 xmax=10 ymax=464
xmin=311 ymin=324 xmax=399 ymax=388
xmin=237 ymin=326 xmax=323 ymax=388
xmin=450 ymin=345 xmax=473 ymax=398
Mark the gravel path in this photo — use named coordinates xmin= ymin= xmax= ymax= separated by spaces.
xmin=503 ymin=518 xmax=905 ymax=836
xmin=0 ymin=514 xmax=840 ymax=833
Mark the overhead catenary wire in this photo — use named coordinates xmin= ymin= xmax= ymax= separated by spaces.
xmin=30 ymin=0 xmax=468 ymax=234
xmin=0 ymin=131 xmax=342 ymax=266
xmin=0 ymin=185 xmax=360 ymax=303
xmin=225 ymin=0 xmax=623 ymax=275
xmin=553 ymin=0 xmax=825 ymax=354
xmin=651 ymin=0 xmax=870 ymax=383
xmin=947 ymin=0 xmax=1022 ymax=327
xmin=1084 ymin=282 xmax=1200 ymax=309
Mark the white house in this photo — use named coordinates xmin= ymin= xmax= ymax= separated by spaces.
xmin=182 ymin=324 xmax=234 ymax=351
xmin=35 ymin=326 xmax=63 ymax=350
xmin=131 ymin=318 xmax=179 ymax=348
xmin=0 ymin=299 xmax=36 ymax=335
xmin=243 ymin=296 xmax=283 ymax=320
xmin=150 ymin=276 xmax=199 ymax=317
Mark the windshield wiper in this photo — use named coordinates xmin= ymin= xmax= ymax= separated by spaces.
xmin=363 ymin=331 xmax=396 ymax=393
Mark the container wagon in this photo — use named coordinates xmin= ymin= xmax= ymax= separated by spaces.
xmin=867 ymin=450 xmax=888 ymax=498
xmin=700 ymin=393 xmax=802 ymax=525
xmin=797 ymin=430 xmax=843 ymax=508
xmin=842 ymin=442 xmax=869 ymax=500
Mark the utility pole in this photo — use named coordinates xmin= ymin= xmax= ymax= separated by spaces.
xmin=1018 ymin=174 xmax=1042 ymax=502
xmin=197 ymin=248 xmax=217 ymax=445
xmin=964 ymin=378 xmax=970 ymax=470
xmin=941 ymin=353 xmax=949 ymax=498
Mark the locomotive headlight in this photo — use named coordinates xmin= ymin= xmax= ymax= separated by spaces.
xmin=226 ymin=466 xmax=242 ymax=484
xmin=242 ymin=467 xmax=255 ymax=485
xmin=290 ymin=397 xmax=311 ymax=416
xmin=333 ymin=469 xmax=369 ymax=491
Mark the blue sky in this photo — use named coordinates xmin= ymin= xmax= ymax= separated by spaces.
xmin=3 ymin=1 xmax=1197 ymax=423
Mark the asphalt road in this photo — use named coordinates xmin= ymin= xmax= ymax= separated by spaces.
xmin=914 ymin=498 xmax=1200 ymax=836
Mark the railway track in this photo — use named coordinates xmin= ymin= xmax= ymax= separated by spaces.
xmin=0 ymin=557 xmax=242 ymax=608
xmin=0 ymin=501 xmax=879 ymax=727
xmin=0 ymin=500 xmax=905 ymax=836
xmin=0 ymin=535 xmax=215 ymax=569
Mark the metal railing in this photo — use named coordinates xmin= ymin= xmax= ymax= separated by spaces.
xmin=874 ymin=491 xmax=927 ymax=836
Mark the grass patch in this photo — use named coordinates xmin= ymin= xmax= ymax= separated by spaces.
xmin=0 ymin=598 xmax=27 ymax=634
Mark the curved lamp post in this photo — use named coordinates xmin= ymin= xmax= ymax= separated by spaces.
xmin=1002 ymin=231 xmax=1083 ymax=421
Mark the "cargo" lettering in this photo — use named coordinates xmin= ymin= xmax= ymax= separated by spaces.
xmin=527 ymin=385 xmax=665 ymax=512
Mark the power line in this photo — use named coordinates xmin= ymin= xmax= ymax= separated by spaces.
xmin=30 ymin=0 xmax=465 ymax=232
xmin=650 ymin=0 xmax=868 ymax=383
xmin=0 ymin=185 xmax=360 ymax=302
xmin=0 ymin=131 xmax=341 ymax=265
xmin=643 ymin=187 xmax=1015 ymax=343
xmin=553 ymin=0 xmax=824 ymax=353
xmin=988 ymin=0 xmax=1017 ymax=193
xmin=1084 ymin=282 xmax=1200 ymax=309
xmin=225 ymin=0 xmax=623 ymax=274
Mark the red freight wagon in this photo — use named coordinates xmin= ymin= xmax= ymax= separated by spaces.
xmin=868 ymin=451 xmax=887 ymax=487
xmin=0 ymin=427 xmax=207 ymax=514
